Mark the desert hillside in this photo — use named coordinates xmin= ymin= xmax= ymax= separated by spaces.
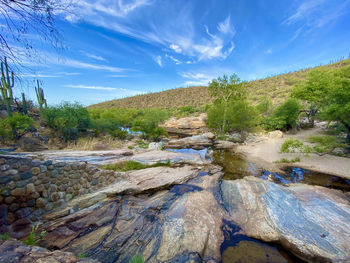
xmin=89 ymin=58 xmax=350 ymax=109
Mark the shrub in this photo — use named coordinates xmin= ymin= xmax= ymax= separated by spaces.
xmin=0 ymin=113 xmax=35 ymax=140
xmin=280 ymin=138 xmax=305 ymax=153
xmin=129 ymin=253 xmax=144 ymax=263
xmin=132 ymin=109 xmax=169 ymax=140
xmin=207 ymin=100 xmax=259 ymax=133
xmin=263 ymin=98 xmax=300 ymax=131
xmin=101 ymin=160 xmax=170 ymax=172
xmin=274 ymin=157 xmax=301 ymax=163
xmin=41 ymin=102 xmax=91 ymax=141
xmin=307 ymin=135 xmax=345 ymax=153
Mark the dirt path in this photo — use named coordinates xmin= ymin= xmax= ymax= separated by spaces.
xmin=236 ymin=127 xmax=350 ymax=180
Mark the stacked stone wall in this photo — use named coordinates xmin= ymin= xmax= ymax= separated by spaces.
xmin=0 ymin=155 xmax=121 ymax=238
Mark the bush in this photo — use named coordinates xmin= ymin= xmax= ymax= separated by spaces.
xmin=0 ymin=113 xmax=35 ymax=141
xmin=307 ymin=135 xmax=345 ymax=153
xmin=207 ymin=100 xmax=259 ymax=133
xmin=263 ymin=98 xmax=300 ymax=131
xmin=101 ymin=160 xmax=170 ymax=172
xmin=41 ymin=102 xmax=91 ymax=141
xmin=132 ymin=109 xmax=169 ymax=140
xmin=280 ymin=138 xmax=305 ymax=153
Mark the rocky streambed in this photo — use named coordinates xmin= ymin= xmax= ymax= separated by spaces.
xmin=1 ymin=142 xmax=350 ymax=263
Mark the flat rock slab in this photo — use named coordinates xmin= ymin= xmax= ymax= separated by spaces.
xmin=40 ymin=171 xmax=226 ymax=263
xmin=164 ymin=132 xmax=215 ymax=150
xmin=129 ymin=150 xmax=208 ymax=165
xmin=0 ymin=239 xmax=99 ymax=263
xmin=13 ymin=149 xmax=133 ymax=165
xmin=44 ymin=166 xmax=200 ymax=221
xmin=221 ymin=176 xmax=350 ymax=262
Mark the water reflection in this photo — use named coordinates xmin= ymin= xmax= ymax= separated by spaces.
xmin=220 ymin=219 xmax=304 ymax=263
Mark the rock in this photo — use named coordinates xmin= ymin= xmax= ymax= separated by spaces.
xmin=31 ymin=167 xmax=41 ymax=175
xmin=221 ymin=176 xmax=350 ymax=262
xmin=268 ymin=130 xmax=283 ymax=139
xmin=0 ymin=239 xmax=99 ymax=263
xmin=130 ymin=150 xmax=206 ymax=166
xmin=214 ymin=140 xmax=237 ymax=149
xmin=40 ymin=171 xmax=226 ymax=263
xmin=25 ymin=183 xmax=35 ymax=195
xmin=18 ymin=136 xmax=48 ymax=152
xmin=164 ymin=132 xmax=215 ymax=150
xmin=227 ymin=132 xmax=244 ymax=143
xmin=162 ymin=113 xmax=208 ymax=138
xmin=148 ymin=142 xmax=163 ymax=150
xmin=11 ymin=188 xmax=25 ymax=197
xmin=36 ymin=198 xmax=47 ymax=209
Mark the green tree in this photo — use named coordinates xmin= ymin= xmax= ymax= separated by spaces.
xmin=292 ymin=66 xmax=350 ymax=141
xmin=292 ymin=69 xmax=331 ymax=126
xmin=41 ymin=102 xmax=91 ymax=141
xmin=263 ymin=98 xmax=300 ymax=131
xmin=208 ymin=74 xmax=247 ymax=133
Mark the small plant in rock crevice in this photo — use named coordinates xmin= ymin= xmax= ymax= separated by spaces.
xmin=23 ymin=224 xmax=46 ymax=246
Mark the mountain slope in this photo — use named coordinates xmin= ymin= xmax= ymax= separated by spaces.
xmin=89 ymin=58 xmax=350 ymax=109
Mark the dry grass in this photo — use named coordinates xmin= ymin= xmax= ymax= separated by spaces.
xmin=89 ymin=58 xmax=350 ymax=109
xmin=65 ymin=136 xmax=122 ymax=151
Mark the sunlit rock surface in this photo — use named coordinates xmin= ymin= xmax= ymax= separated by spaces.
xmin=40 ymin=170 xmax=226 ymax=263
xmin=221 ymin=176 xmax=350 ymax=262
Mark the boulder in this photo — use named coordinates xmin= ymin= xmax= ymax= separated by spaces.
xmin=130 ymin=150 xmax=206 ymax=165
xmin=268 ymin=130 xmax=283 ymax=139
xmin=164 ymin=132 xmax=215 ymax=150
xmin=162 ymin=113 xmax=208 ymax=138
xmin=221 ymin=176 xmax=350 ymax=262
xmin=214 ymin=140 xmax=237 ymax=149
xmin=18 ymin=136 xmax=48 ymax=152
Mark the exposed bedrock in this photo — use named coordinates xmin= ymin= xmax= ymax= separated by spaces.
xmin=221 ymin=176 xmax=350 ymax=262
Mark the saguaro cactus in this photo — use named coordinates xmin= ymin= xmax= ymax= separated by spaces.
xmin=35 ymin=80 xmax=47 ymax=110
xmin=21 ymin=92 xmax=28 ymax=115
xmin=0 ymin=56 xmax=14 ymax=117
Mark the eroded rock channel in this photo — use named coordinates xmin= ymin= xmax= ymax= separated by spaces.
xmin=1 ymin=144 xmax=350 ymax=262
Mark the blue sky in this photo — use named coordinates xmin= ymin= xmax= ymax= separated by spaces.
xmin=4 ymin=0 xmax=350 ymax=105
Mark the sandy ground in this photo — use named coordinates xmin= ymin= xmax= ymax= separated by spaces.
xmin=236 ymin=127 xmax=350 ymax=180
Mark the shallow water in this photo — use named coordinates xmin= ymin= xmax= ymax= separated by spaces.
xmin=212 ymin=149 xmax=260 ymax=180
xmin=220 ymin=219 xmax=304 ymax=263
xmin=165 ymin=148 xmax=210 ymax=159
xmin=213 ymin=149 xmax=350 ymax=191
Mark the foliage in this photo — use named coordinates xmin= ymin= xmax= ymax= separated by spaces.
xmin=280 ymin=138 xmax=306 ymax=153
xmin=78 ymin=253 xmax=88 ymax=259
xmin=256 ymin=96 xmax=273 ymax=116
xmin=136 ymin=140 xmax=149 ymax=149
xmin=132 ymin=109 xmax=169 ymax=140
xmin=23 ymin=225 xmax=46 ymax=246
xmin=207 ymin=74 xmax=259 ymax=133
xmin=262 ymin=98 xmax=300 ymax=131
xmin=0 ymin=1 xmax=71 ymax=64
xmin=0 ymin=113 xmax=35 ymax=140
xmin=35 ymin=80 xmax=47 ymax=110
xmin=207 ymin=99 xmax=259 ymax=133
xmin=0 ymin=233 xmax=10 ymax=240
xmin=274 ymin=157 xmax=301 ymax=163
xmin=0 ymin=56 xmax=14 ymax=116
xmin=89 ymin=59 xmax=350 ymax=111
xmin=292 ymin=65 xmax=350 ymax=140
xmin=307 ymin=135 xmax=346 ymax=153
xmin=41 ymin=102 xmax=91 ymax=141
xmin=101 ymin=160 xmax=170 ymax=172
xmin=129 ymin=253 xmax=145 ymax=263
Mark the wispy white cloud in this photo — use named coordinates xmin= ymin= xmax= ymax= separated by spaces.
xmin=283 ymin=0 xmax=350 ymax=41
xmin=80 ymin=50 xmax=107 ymax=62
xmin=169 ymin=44 xmax=182 ymax=53
xmin=65 ymin=84 xmax=116 ymax=90
xmin=154 ymin=55 xmax=162 ymax=67
xmin=63 ymin=58 xmax=127 ymax=72
xmin=165 ymin=54 xmax=182 ymax=65
xmin=62 ymin=2 xmax=235 ymax=62
xmin=19 ymin=73 xmax=58 ymax=78
xmin=179 ymin=71 xmax=213 ymax=86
